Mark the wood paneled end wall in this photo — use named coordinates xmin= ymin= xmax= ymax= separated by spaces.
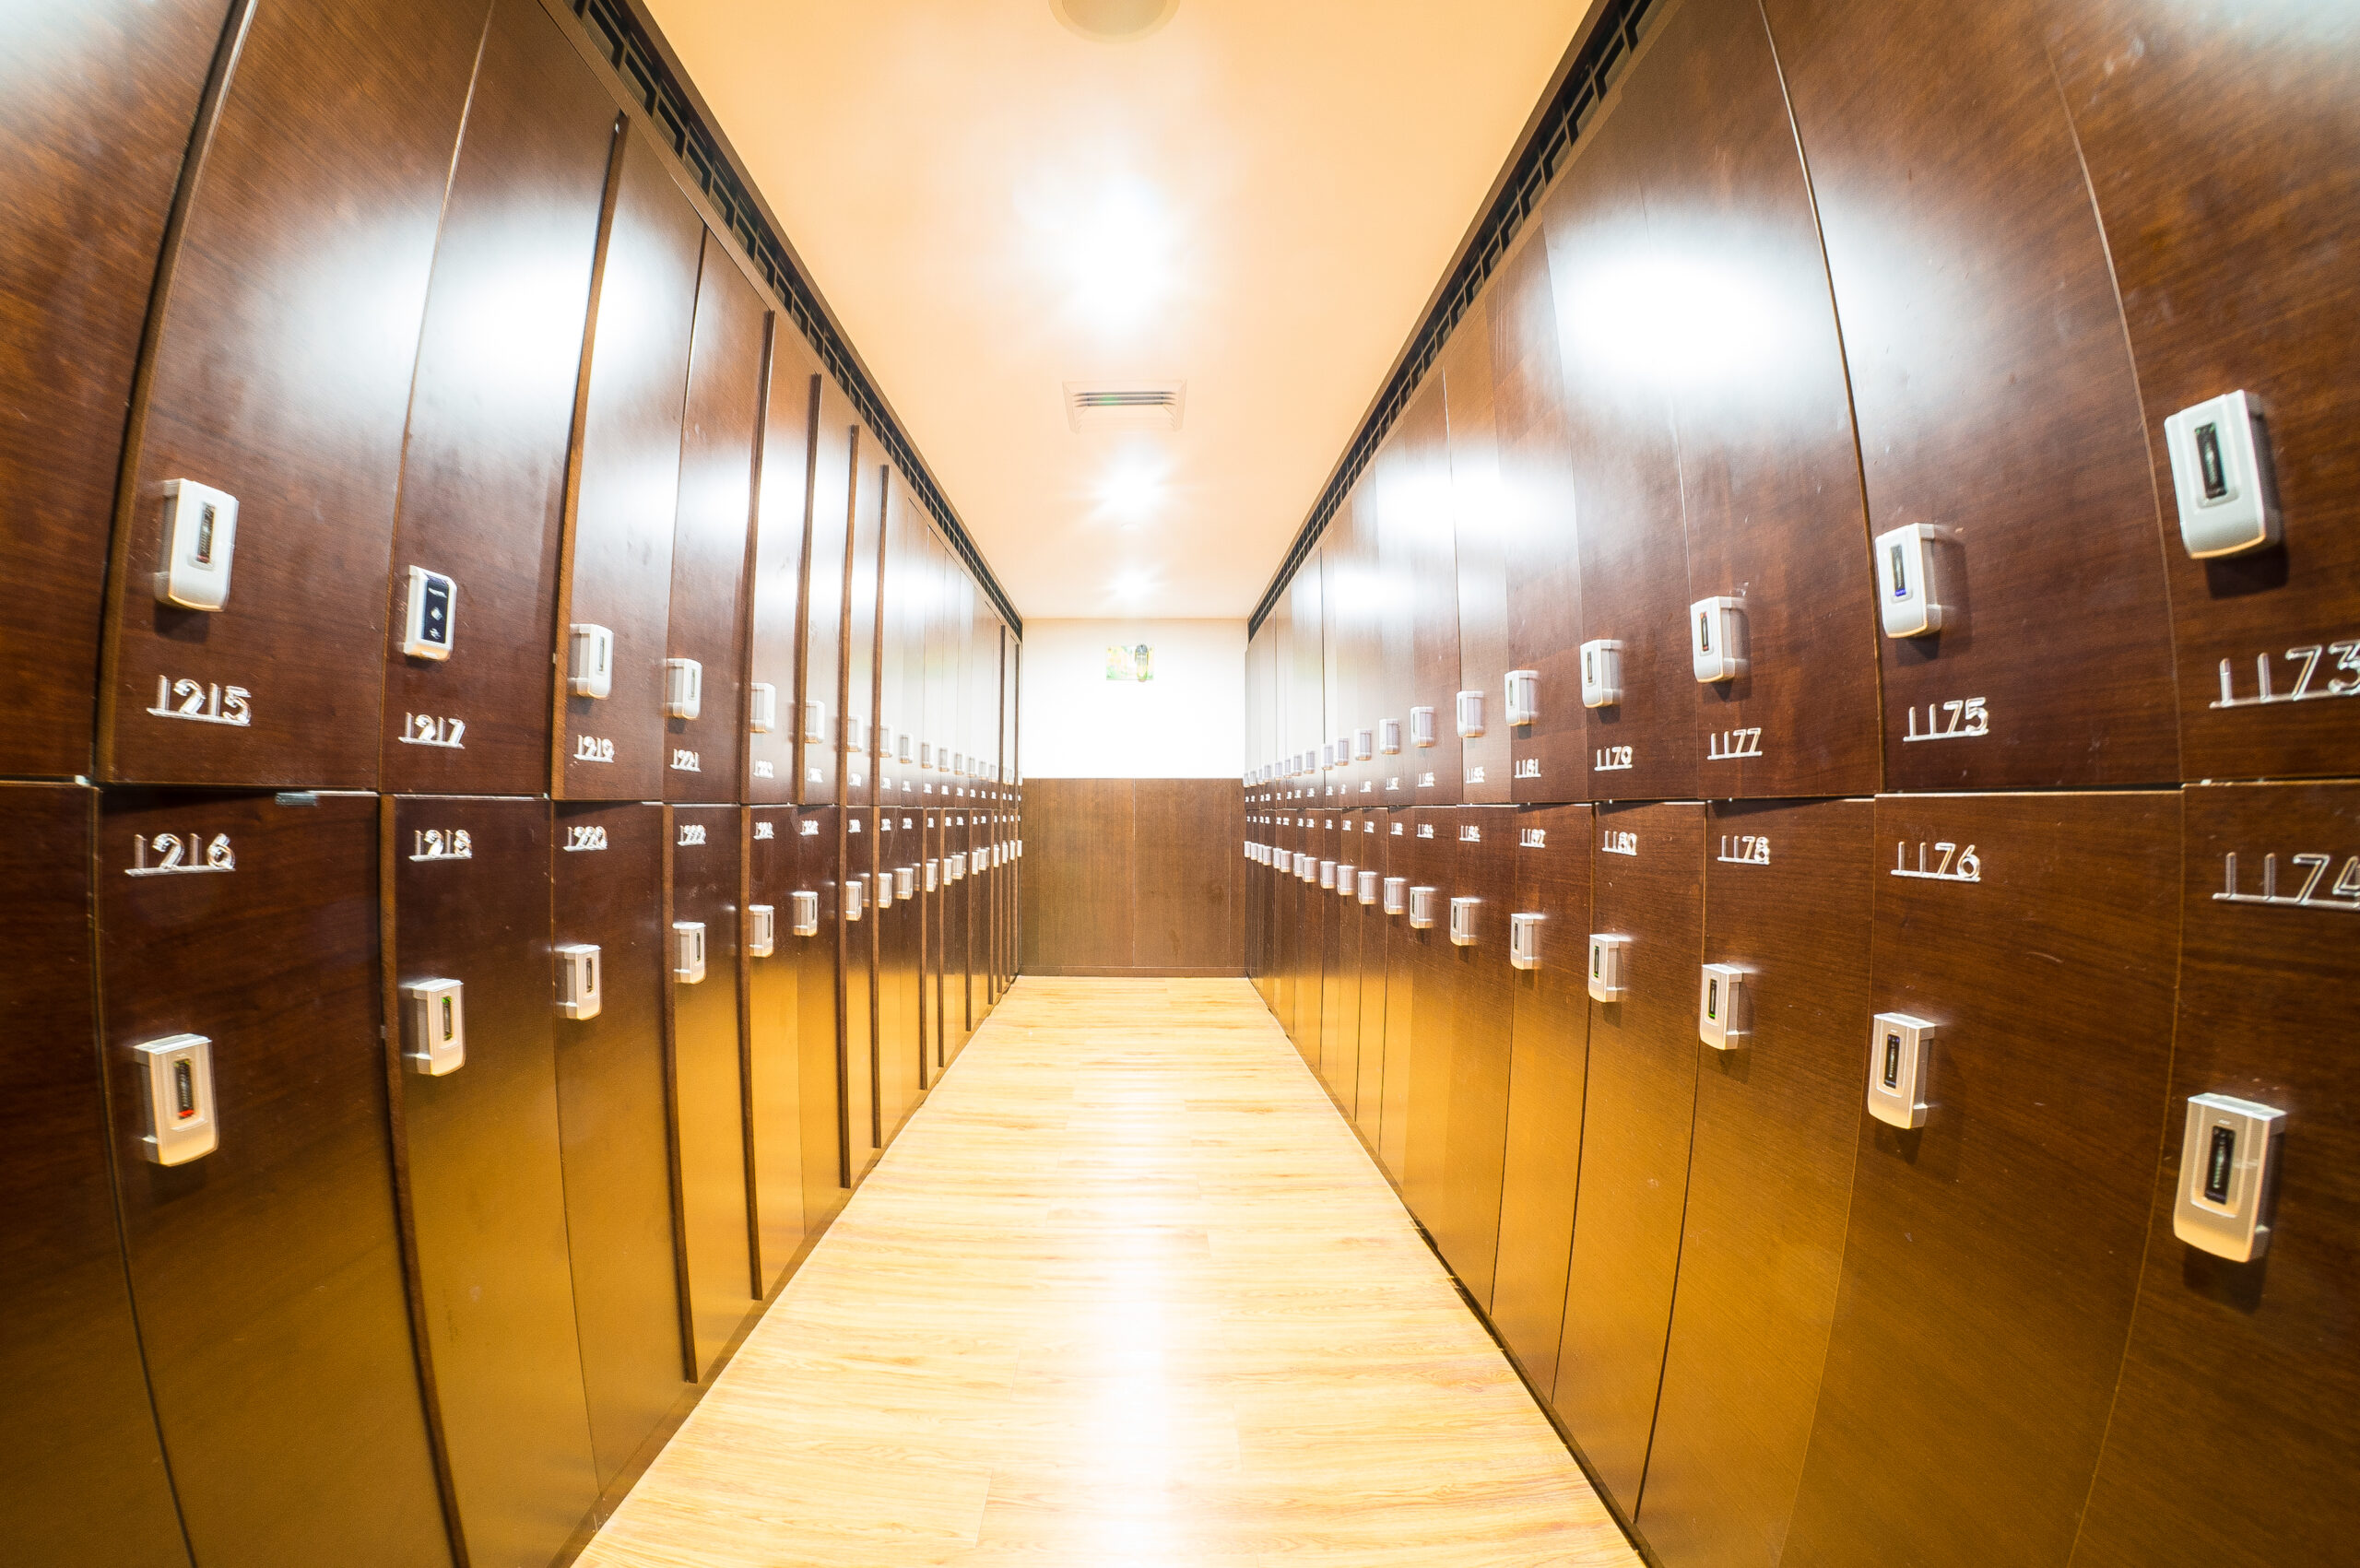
xmin=1021 ymin=779 xmax=1242 ymax=977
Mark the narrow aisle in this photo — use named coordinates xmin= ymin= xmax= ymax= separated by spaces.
xmin=581 ymin=976 xmax=1636 ymax=1567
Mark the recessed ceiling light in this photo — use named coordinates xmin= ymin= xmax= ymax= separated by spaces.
xmin=1050 ymin=0 xmax=1178 ymax=43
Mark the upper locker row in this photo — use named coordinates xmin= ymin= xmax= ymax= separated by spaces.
xmin=1 ymin=0 xmax=1012 ymax=798
xmin=1245 ymin=0 xmax=2359 ymax=803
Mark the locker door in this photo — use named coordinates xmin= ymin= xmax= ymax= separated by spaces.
xmin=2046 ymin=5 xmax=2360 ymax=781
xmin=1553 ymin=799 xmax=1705 ymax=1515
xmin=1400 ymin=383 xmax=1465 ymax=808
xmin=1321 ymin=809 xmax=1364 ymax=1116
xmin=1638 ymin=797 xmax=1873 ymax=1565
xmin=1784 ymin=791 xmax=2180 ymax=1568
xmin=746 ymin=805 xmax=806 ymax=1292
xmin=382 ymin=0 xmax=614 ymax=796
xmin=1493 ymin=802 xmax=1592 ymax=1393
xmin=1399 ymin=807 xmax=1458 ymax=1225
xmin=843 ymin=808 xmax=878 ymax=1174
xmin=0 ymin=784 xmax=188 ymax=1565
xmin=1351 ymin=810 xmax=1393 ymax=1147
xmin=662 ymin=238 xmax=765 ymax=806
xmin=1372 ymin=437 xmax=1419 ymax=808
xmin=876 ymin=810 xmax=917 ymax=1138
xmin=557 ymin=128 xmax=702 ymax=801
xmin=1272 ymin=810 xmax=1296 ymax=1041
xmin=388 ymin=794 xmax=596 ymax=1568
xmin=2071 ymin=782 xmax=2360 ymax=1567
xmin=1434 ymin=805 xmax=1516 ymax=1308
xmin=922 ymin=809 xmax=943 ymax=1084
xmin=1375 ymin=810 xmax=1420 ymax=1183
xmin=746 ymin=340 xmax=820 ymax=806
xmin=0 ymin=0 xmax=230 ymax=778
xmin=1292 ymin=813 xmax=1325 ymax=1064
xmin=99 ymin=790 xmax=449 ymax=1566
xmin=1758 ymin=0 xmax=2178 ymax=788
xmin=797 ymin=377 xmax=856 ymax=806
xmin=879 ymin=478 xmax=917 ymax=810
xmin=1310 ymin=813 xmax=1339 ymax=1079
xmin=100 ymin=0 xmax=484 ymax=788
xmin=667 ymin=804 xmax=754 ymax=1376
xmin=549 ymin=800 xmax=682 ymax=1488
xmin=1445 ymin=305 xmax=1513 ymax=807
xmin=944 ymin=809 xmax=973 ymax=1057
xmin=842 ymin=456 xmax=884 ymax=811
xmin=792 ymin=808 xmax=848 ymax=1226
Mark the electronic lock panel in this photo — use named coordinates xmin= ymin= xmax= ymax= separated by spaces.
xmin=1431 ymin=805 xmax=1517 ymax=1307
xmin=1783 ymin=790 xmax=2180 ymax=1568
xmin=1759 ymin=0 xmax=2178 ymax=789
xmin=387 ymin=793 xmax=596 ymax=1568
xmin=743 ymin=335 xmax=820 ymax=805
xmin=97 ymin=789 xmax=449 ymax=1566
xmin=1443 ymin=313 xmax=1514 ymax=807
xmin=380 ymin=3 xmax=614 ymax=796
xmin=666 ymin=804 xmax=754 ymax=1378
xmin=744 ymin=804 xmax=808 ymax=1291
xmin=548 ymin=799 xmax=679 ymax=1488
xmin=1554 ymin=800 xmax=1705 ymax=1515
xmin=1399 ymin=381 xmax=1468 ymax=809
xmin=661 ymin=235 xmax=765 ymax=806
xmin=1492 ymin=802 xmax=1593 ymax=1397
xmin=557 ymin=128 xmax=702 ymax=801
xmin=99 ymin=0 xmax=483 ymax=791
xmin=1641 ymin=796 xmax=1875 ymax=1566
xmin=2071 ymin=781 xmax=2360 ymax=1568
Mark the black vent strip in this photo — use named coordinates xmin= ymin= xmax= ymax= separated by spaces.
xmin=1246 ymin=0 xmax=1658 ymax=636
xmin=566 ymin=0 xmax=1022 ymax=636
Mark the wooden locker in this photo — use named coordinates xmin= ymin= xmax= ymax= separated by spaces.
xmin=100 ymin=0 xmax=487 ymax=788
xmin=1446 ymin=304 xmax=1514 ymax=807
xmin=1400 ymin=382 xmax=1466 ymax=808
xmin=922 ymin=808 xmax=944 ymax=1083
xmin=1321 ymin=513 xmax=1360 ymax=803
xmin=1783 ymin=791 xmax=2180 ymax=1568
xmin=557 ymin=128 xmax=703 ymax=801
xmin=745 ymin=339 xmax=820 ymax=806
xmin=1399 ymin=807 xmax=1461 ymax=1227
xmin=1320 ymin=808 xmax=1366 ymax=1114
xmin=2045 ymin=4 xmax=2360 ymax=782
xmin=0 ymin=785 xmax=189 ymax=1565
xmin=875 ymin=809 xmax=919 ymax=1139
xmin=842 ymin=455 xmax=884 ymax=811
xmin=662 ymin=238 xmax=765 ymax=806
xmin=381 ymin=0 xmax=615 ymax=796
xmin=1433 ymin=805 xmax=1516 ymax=1308
xmin=745 ymin=805 xmax=806 ymax=1293
xmin=1271 ymin=805 xmax=1297 ymax=1040
xmin=842 ymin=808 xmax=878 ymax=1173
xmin=791 ymin=807 xmax=848 ymax=1221
xmin=1757 ymin=0 xmax=2178 ymax=789
xmin=98 ymin=789 xmax=449 ymax=1566
xmin=549 ymin=800 xmax=683 ymax=1488
xmin=798 ymin=378 xmax=856 ymax=806
xmin=1351 ymin=810 xmax=1396 ymax=1148
xmin=1492 ymin=801 xmax=1592 ymax=1393
xmin=1292 ymin=811 xmax=1326 ymax=1065
xmin=0 ymin=0 xmax=231 ymax=779
xmin=1371 ymin=437 xmax=1421 ymax=808
xmin=1637 ymin=797 xmax=1873 ymax=1567
xmin=2070 ymin=782 xmax=2360 ymax=1567
xmin=387 ymin=794 xmax=597 ymax=1568
xmin=1375 ymin=809 xmax=1422 ymax=1184
xmin=1311 ymin=812 xmax=1341 ymax=1079
xmin=879 ymin=479 xmax=919 ymax=809
xmin=943 ymin=807 xmax=974 ymax=1055
xmin=1553 ymin=799 xmax=1705 ymax=1515
xmin=667 ymin=804 xmax=753 ymax=1377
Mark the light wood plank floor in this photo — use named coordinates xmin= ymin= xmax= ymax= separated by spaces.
xmin=580 ymin=976 xmax=1638 ymax=1567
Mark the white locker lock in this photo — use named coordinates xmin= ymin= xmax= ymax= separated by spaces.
xmin=748 ymin=682 xmax=777 ymax=734
xmin=401 ymin=566 xmax=457 ymax=661
xmin=402 ymin=979 xmax=466 ymax=1077
xmin=1690 ymin=597 xmax=1748 ymax=684
xmin=790 ymin=890 xmax=821 ymax=937
xmin=874 ymin=867 xmax=893 ymax=908
xmin=1410 ymin=706 xmax=1438 ymax=749
xmin=135 ymin=1033 xmax=218 ymax=1166
xmin=1587 ymin=933 xmax=1631 ymax=1002
xmin=926 ymin=859 xmax=939 ymax=892
xmin=803 ymin=699 xmax=826 ymax=743
xmin=1335 ymin=737 xmax=1351 ymax=770
xmin=1318 ymin=859 xmax=1336 ymax=890
xmin=1580 ymin=640 xmax=1623 ymax=709
xmin=921 ymin=741 xmax=935 ymax=769
xmin=1505 ymin=670 xmax=1540 ymax=727
xmin=1321 ymin=742 xmax=1336 ymax=769
xmin=747 ymin=904 xmax=775 ymax=958
xmin=950 ymin=853 xmax=965 ymax=880
xmin=896 ymin=866 xmax=916 ymax=900
xmin=1873 ymin=525 xmax=1957 ymax=639
xmin=1380 ymin=719 xmax=1403 ymax=756
xmin=1355 ymin=729 xmax=1375 ymax=761
xmin=1509 ymin=912 xmax=1543 ymax=971
xmin=899 ymin=733 xmax=914 ymax=764
xmin=1382 ymin=877 xmax=1408 ymax=915
xmin=878 ymin=725 xmax=894 ymax=759
xmin=567 ymin=623 xmax=615 ymax=699
xmin=555 ymin=944 xmax=602 ymax=1020
xmin=1408 ymin=886 xmax=1440 ymax=930
xmin=153 ymin=478 xmax=239 ymax=611
xmin=2163 ymin=391 xmax=2278 ymax=560
xmin=1358 ymin=869 xmax=1379 ymax=905
xmin=1867 ymin=1012 xmax=1935 ymax=1128
xmin=1697 ymin=963 xmax=1752 ymax=1050
xmin=2173 ymin=1093 xmax=2286 ymax=1262
xmin=847 ymin=716 xmax=867 ymax=752
xmin=1455 ymin=690 xmax=1486 ymax=739
xmin=1448 ymin=895 xmax=1480 ymax=946
xmin=672 ymin=921 xmax=707 ymax=984
xmin=1334 ymin=862 xmax=1355 ymax=898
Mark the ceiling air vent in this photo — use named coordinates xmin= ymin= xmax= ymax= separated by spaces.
xmin=1066 ymin=381 xmax=1186 ymax=432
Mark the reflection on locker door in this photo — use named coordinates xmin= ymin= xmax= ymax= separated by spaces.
xmin=98 ymin=790 xmax=450 ymax=1567
xmin=746 ymin=804 xmax=807 ymax=1291
xmin=1375 ymin=810 xmax=1421 ymax=1185
xmin=745 ymin=340 xmax=821 ymax=806
xmin=0 ymin=784 xmax=189 ymax=1564
xmin=667 ymin=804 xmax=755 ymax=1376
xmin=550 ymin=800 xmax=683 ymax=1488
xmin=1351 ymin=810 xmax=1395 ymax=1149
xmin=875 ymin=810 xmax=917 ymax=1139
xmin=388 ymin=794 xmax=596 ymax=1568
xmin=1432 ymin=805 xmax=1515 ymax=1308
xmin=792 ymin=808 xmax=848 ymax=1228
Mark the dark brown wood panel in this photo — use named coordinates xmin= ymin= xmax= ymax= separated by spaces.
xmin=667 ymin=804 xmax=754 ymax=1376
xmin=2046 ymin=6 xmax=2360 ymax=781
xmin=0 ymin=0 xmax=230 ymax=778
xmin=1434 ymin=806 xmax=1517 ymax=1307
xmin=1758 ymin=0 xmax=2178 ymax=788
xmin=1372 ymin=437 xmax=1421 ymax=808
xmin=1351 ymin=809 xmax=1398 ymax=1147
xmin=1785 ymin=791 xmax=2180 ymax=1568
xmin=1375 ymin=808 xmax=1422 ymax=1184
xmin=557 ymin=127 xmax=702 ymax=800
xmin=792 ymin=807 xmax=847 ymax=1219
xmin=1553 ymin=799 xmax=1704 ymax=1515
xmin=381 ymin=0 xmax=614 ymax=796
xmin=549 ymin=800 xmax=683 ymax=1488
xmin=842 ymin=454 xmax=883 ymax=812
xmin=842 ymin=807 xmax=877 ymax=1173
xmin=388 ymin=794 xmax=596 ymax=1568
xmin=745 ymin=805 xmax=806 ymax=1290
xmin=2070 ymin=782 xmax=2360 ymax=1568
xmin=99 ymin=789 xmax=449 ymax=1566
xmin=1134 ymin=779 xmax=1245 ymax=973
xmin=1320 ymin=808 xmax=1367 ymax=1115
xmin=1446 ymin=305 xmax=1515 ymax=807
xmin=745 ymin=341 xmax=819 ymax=805
xmin=875 ymin=808 xmax=919 ymax=1138
xmin=0 ymin=784 xmax=189 ymax=1565
xmin=1400 ymin=383 xmax=1466 ymax=808
xmin=1400 ymin=807 xmax=1459 ymax=1228
xmin=798 ymin=379 xmax=855 ymax=805
xmin=1637 ymin=796 xmax=1871 ymax=1565
xmin=100 ymin=0 xmax=489 ymax=788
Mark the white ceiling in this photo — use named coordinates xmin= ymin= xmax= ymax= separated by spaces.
xmin=646 ymin=0 xmax=1600 ymax=620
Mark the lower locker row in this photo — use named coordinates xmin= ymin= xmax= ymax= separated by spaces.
xmin=1 ymin=784 xmax=1017 ymax=1568
xmin=1244 ymin=787 xmax=2357 ymax=1568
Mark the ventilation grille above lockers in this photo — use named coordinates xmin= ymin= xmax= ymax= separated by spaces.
xmin=1065 ymin=381 xmax=1186 ymax=431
